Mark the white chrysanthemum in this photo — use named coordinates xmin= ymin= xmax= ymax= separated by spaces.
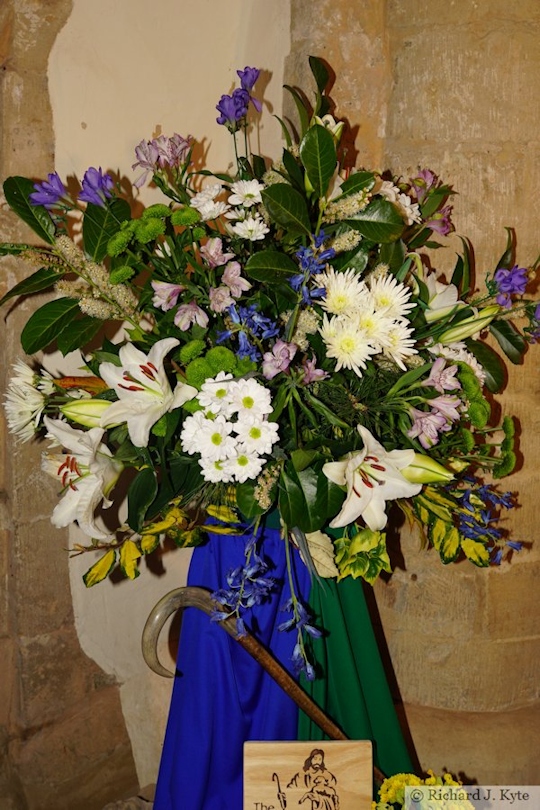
xmin=235 ymin=417 xmax=279 ymax=455
xmin=319 ymin=314 xmax=377 ymax=377
xmin=197 ymin=371 xmax=234 ymax=413
xmin=4 ymin=360 xmax=47 ymax=441
xmin=193 ymin=199 xmax=230 ymax=221
xmin=382 ymin=321 xmax=418 ymax=370
xmin=429 ymin=342 xmax=487 ymax=385
xmin=317 ymin=267 xmax=369 ymax=316
xmin=190 ymin=415 xmax=237 ymax=462
xmin=225 ymin=379 xmax=273 ymax=419
xmin=228 ymin=179 xmax=264 ymax=207
xmin=376 ymin=180 xmax=421 ymax=225
xmin=198 ymin=457 xmax=235 ymax=483
xmin=180 ymin=411 xmax=210 ymax=455
xmin=229 ymin=215 xmax=269 ymax=241
xmin=368 ymin=274 xmax=416 ymax=320
xmin=355 ymin=305 xmax=394 ymax=351
xmin=223 ymin=450 xmax=266 ymax=483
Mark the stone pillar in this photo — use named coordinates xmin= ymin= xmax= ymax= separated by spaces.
xmin=287 ymin=0 xmax=540 ymax=783
xmin=0 ymin=3 xmax=138 ymax=807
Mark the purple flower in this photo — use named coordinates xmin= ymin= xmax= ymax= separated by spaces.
xmin=153 ymin=133 xmax=192 ymax=169
xmin=425 ymin=205 xmax=454 ymax=236
xmin=151 ymin=280 xmax=185 ymax=312
xmin=132 ymin=139 xmax=160 ymax=188
xmin=410 ymin=168 xmax=437 ymax=203
xmin=200 ymin=237 xmax=235 ymax=268
xmin=216 ymin=88 xmax=250 ymax=130
xmin=262 ymin=340 xmax=297 ymax=380
xmin=78 ymin=167 xmax=114 ymax=207
xmin=222 ymin=261 xmax=251 ymax=298
xmin=423 ymin=358 xmax=461 ymax=393
xmin=430 ymin=395 xmax=462 ymax=423
xmin=494 ymin=265 xmax=528 ymax=308
xmin=534 ymin=303 xmax=540 ymax=321
xmin=209 ymin=286 xmax=235 ymax=313
xmin=237 ymin=66 xmax=262 ymax=112
xmin=29 ymin=172 xmax=67 ymax=208
xmin=407 ymin=407 xmax=449 ymax=449
xmin=174 ymin=301 xmax=209 ymax=331
xmin=301 ymin=356 xmax=328 ymax=384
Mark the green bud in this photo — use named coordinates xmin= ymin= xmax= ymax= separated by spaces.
xmin=401 ymin=453 xmax=454 ymax=484
xmin=60 ymin=398 xmax=112 ymax=428
xmin=438 ymin=305 xmax=500 ymax=344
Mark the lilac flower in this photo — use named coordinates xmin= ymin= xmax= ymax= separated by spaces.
xmin=301 ymin=356 xmax=328 ymax=384
xmin=174 ymin=301 xmax=209 ymax=331
xmin=209 ymin=286 xmax=235 ymax=313
xmin=430 ymin=395 xmax=462 ymax=423
xmin=262 ymin=340 xmax=297 ymax=380
xmin=425 ymin=205 xmax=454 ymax=236
xmin=78 ymin=167 xmax=114 ymax=207
xmin=493 ymin=265 xmax=528 ymax=308
xmin=200 ymin=237 xmax=235 ymax=268
xmin=237 ymin=66 xmax=262 ymax=112
xmin=132 ymin=139 xmax=160 ymax=188
xmin=407 ymin=407 xmax=449 ymax=449
xmin=151 ymin=281 xmax=185 ymax=312
xmin=222 ymin=261 xmax=251 ymax=297
xmin=411 ymin=168 xmax=437 ymax=203
xmin=153 ymin=133 xmax=192 ymax=168
xmin=534 ymin=303 xmax=540 ymax=321
xmin=29 ymin=172 xmax=68 ymax=208
xmin=423 ymin=357 xmax=461 ymax=393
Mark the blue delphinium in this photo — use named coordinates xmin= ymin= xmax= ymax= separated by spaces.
xmin=290 ymin=234 xmax=336 ymax=305
xmin=78 ymin=167 xmax=114 ymax=207
xmin=29 ymin=172 xmax=68 ymax=209
xmin=217 ymin=303 xmax=279 ymax=360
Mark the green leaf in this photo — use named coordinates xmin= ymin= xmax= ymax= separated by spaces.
xmin=245 ymin=250 xmax=299 ymax=282
xmin=0 ymin=242 xmax=34 ymax=256
xmin=20 ymin=297 xmax=80 ymax=354
xmin=386 ymin=362 xmax=432 ymax=398
xmin=3 ymin=176 xmax=56 ymax=244
xmin=430 ymin=520 xmax=460 ymax=563
xmin=495 ymin=227 xmax=515 ymax=270
xmin=489 ymin=320 xmax=526 ymax=364
xmin=261 ymin=184 xmax=311 ymax=235
xmin=345 ymin=198 xmax=404 ymax=243
xmin=450 ymin=237 xmax=473 ymax=296
xmin=83 ymin=549 xmax=117 ymax=587
xmin=299 ymin=125 xmax=337 ymax=198
xmin=283 ymin=85 xmax=310 ymax=136
xmin=119 ymin=539 xmax=141 ymax=580
xmin=461 ymin=538 xmax=490 ymax=567
xmin=278 ymin=463 xmax=344 ymax=534
xmin=308 ymin=55 xmax=329 ymax=95
xmin=338 ymin=171 xmax=376 ymax=197
xmin=466 ymin=339 xmax=505 ymax=393
xmin=281 ymin=148 xmax=305 ymax=191
xmin=82 ymin=198 xmax=131 ymax=262
xmin=127 ymin=467 xmax=158 ymax=532
xmin=272 ymin=115 xmax=293 ymax=147
xmin=0 ymin=266 xmax=61 ymax=307
xmin=56 ymin=315 xmax=103 ymax=355
xmin=236 ymin=481 xmax=268 ymax=519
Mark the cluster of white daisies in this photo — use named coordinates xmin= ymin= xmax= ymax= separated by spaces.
xmin=317 ymin=267 xmax=418 ymax=376
xmin=190 ymin=179 xmax=269 ymax=242
xmin=180 ymin=372 xmax=279 ymax=483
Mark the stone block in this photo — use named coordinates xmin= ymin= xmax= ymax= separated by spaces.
xmin=486 ymin=561 xmax=540 ymax=640
xmin=387 ymin=0 xmax=540 ymax=29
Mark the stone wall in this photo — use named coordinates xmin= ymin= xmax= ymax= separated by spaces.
xmin=287 ymin=0 xmax=539 ymax=783
xmin=0 ymin=2 xmax=138 ymax=808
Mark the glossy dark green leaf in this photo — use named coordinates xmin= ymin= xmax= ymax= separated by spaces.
xmin=127 ymin=467 xmax=158 ymax=532
xmin=3 ymin=176 xmax=56 ymax=244
xmin=466 ymin=339 xmax=505 ymax=393
xmin=495 ymin=227 xmax=515 ymax=271
xmin=82 ymin=198 xmax=131 ymax=261
xmin=489 ymin=319 xmax=526 ymax=365
xmin=20 ymin=297 xmax=80 ymax=354
xmin=283 ymin=85 xmax=310 ymax=136
xmin=278 ymin=463 xmax=344 ymax=534
xmin=236 ymin=481 xmax=268 ymax=519
xmin=0 ymin=266 xmax=61 ymax=307
xmin=309 ymin=55 xmax=330 ymax=95
xmin=282 ymin=148 xmax=305 ymax=191
xmin=56 ymin=315 xmax=103 ymax=355
xmin=245 ymin=250 xmax=299 ymax=283
xmin=299 ymin=125 xmax=337 ymax=198
xmin=338 ymin=171 xmax=376 ymax=196
xmin=345 ymin=198 xmax=404 ymax=243
xmin=261 ymin=184 xmax=311 ymax=235
xmin=450 ymin=236 xmax=473 ymax=296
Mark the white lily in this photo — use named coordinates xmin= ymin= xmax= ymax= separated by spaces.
xmin=424 ymin=272 xmax=466 ymax=323
xmin=41 ymin=416 xmax=123 ymax=540
xmin=98 ymin=338 xmax=197 ymax=447
xmin=323 ymin=425 xmax=422 ymax=531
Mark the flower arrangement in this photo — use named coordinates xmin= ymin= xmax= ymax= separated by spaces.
xmin=373 ymin=770 xmax=475 ymax=810
xmin=2 ymin=57 xmax=538 ymax=676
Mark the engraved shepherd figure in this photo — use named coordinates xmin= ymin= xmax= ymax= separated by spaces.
xmin=287 ymin=748 xmax=339 ymax=809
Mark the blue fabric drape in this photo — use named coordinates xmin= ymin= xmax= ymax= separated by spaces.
xmin=153 ymin=525 xmax=309 ymax=810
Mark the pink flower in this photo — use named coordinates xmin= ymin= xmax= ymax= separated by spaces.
xmin=430 ymin=395 xmax=462 ymax=423
xmin=200 ymin=237 xmax=235 ymax=268
xmin=423 ymin=357 xmax=461 ymax=393
xmin=151 ymin=280 xmax=185 ymax=312
xmin=407 ymin=407 xmax=449 ymax=449
xmin=301 ymin=356 xmax=328 ymax=384
xmin=262 ymin=340 xmax=297 ymax=380
xmin=222 ymin=261 xmax=251 ymax=298
xmin=209 ymin=286 xmax=235 ymax=313
xmin=174 ymin=302 xmax=209 ymax=331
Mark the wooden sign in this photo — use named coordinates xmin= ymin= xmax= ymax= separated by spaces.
xmin=244 ymin=740 xmax=372 ymax=810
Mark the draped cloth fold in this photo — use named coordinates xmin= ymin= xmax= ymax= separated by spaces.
xmin=153 ymin=525 xmax=413 ymax=809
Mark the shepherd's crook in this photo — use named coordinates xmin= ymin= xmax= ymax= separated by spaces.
xmin=142 ymin=585 xmax=386 ymax=786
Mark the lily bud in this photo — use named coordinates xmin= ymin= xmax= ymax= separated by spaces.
xmin=438 ymin=305 xmax=500 ymax=345
xmin=313 ymin=114 xmax=345 ymax=144
xmin=60 ymin=398 xmax=112 ymax=428
xmin=401 ymin=453 xmax=454 ymax=484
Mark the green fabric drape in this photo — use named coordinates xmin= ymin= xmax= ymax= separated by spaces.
xmin=298 ymin=576 xmax=414 ymax=779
